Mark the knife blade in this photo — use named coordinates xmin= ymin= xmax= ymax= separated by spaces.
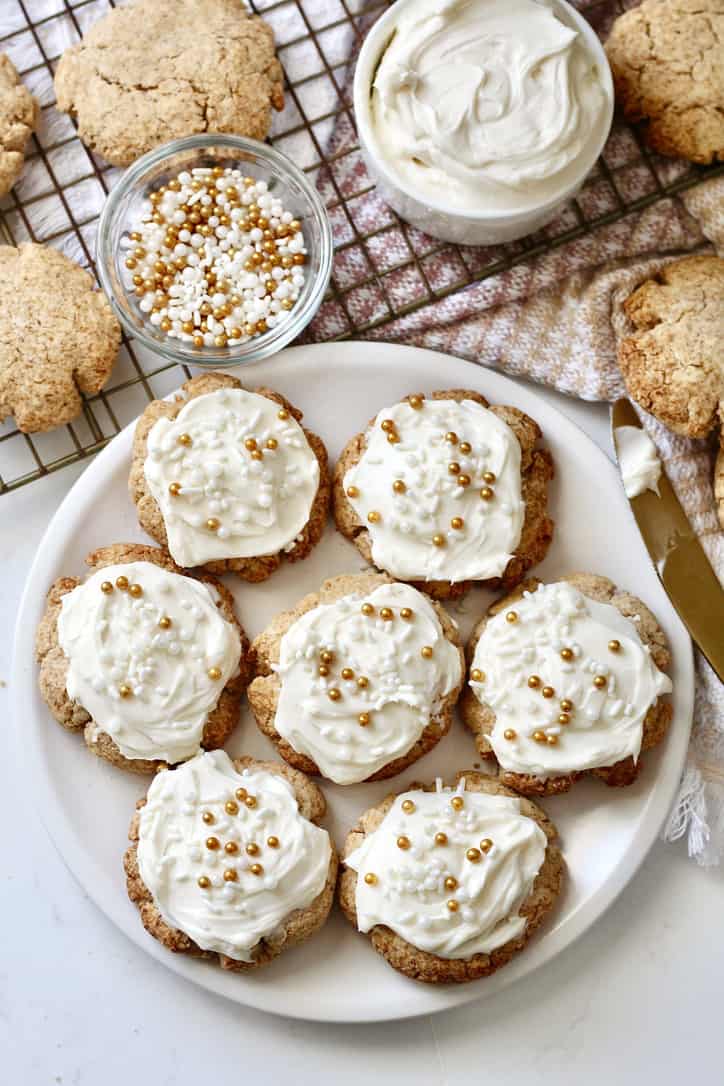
xmin=611 ymin=398 xmax=724 ymax=682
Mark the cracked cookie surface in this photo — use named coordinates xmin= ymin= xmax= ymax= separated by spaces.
xmin=605 ymin=0 xmax=724 ymax=164
xmin=0 ymin=243 xmax=121 ymax=433
xmin=54 ymin=0 xmax=284 ymax=166
xmin=0 ymin=53 xmax=38 ymax=197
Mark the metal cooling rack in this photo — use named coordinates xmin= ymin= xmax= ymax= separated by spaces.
xmin=1 ymin=0 xmax=721 ymax=494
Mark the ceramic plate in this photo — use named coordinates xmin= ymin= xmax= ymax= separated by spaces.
xmin=13 ymin=343 xmax=693 ymax=1022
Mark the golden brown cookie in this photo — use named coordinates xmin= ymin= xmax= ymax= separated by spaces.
xmin=0 ymin=243 xmax=121 ymax=433
xmin=0 ymin=53 xmax=38 ymax=196
xmin=54 ymin=0 xmax=284 ymax=166
xmin=129 ymin=372 xmax=331 ymax=582
xmin=605 ymin=0 xmax=724 ymax=164
xmin=338 ymin=772 xmax=564 ymax=984
xmin=247 ymin=572 xmax=464 ymax=783
xmin=333 ymin=389 xmax=554 ymax=601
xmin=459 ymin=574 xmax=673 ymax=796
xmin=36 ymin=542 xmax=252 ymax=774
xmin=124 ymin=753 xmax=338 ymax=970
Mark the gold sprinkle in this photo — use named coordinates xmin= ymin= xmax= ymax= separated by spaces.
xmin=357 ymin=675 xmax=369 ymax=689
xmin=380 ymin=419 xmax=396 ymax=433
xmin=244 ymin=796 xmax=257 ymax=809
xmin=244 ymin=437 xmax=257 ymax=451
xmin=470 ymin=668 xmax=484 ymax=682
xmin=504 ymin=728 xmax=517 ymax=740
xmin=278 ymin=408 xmax=290 ymax=420
xmin=400 ymin=608 xmax=413 ymax=620
xmin=447 ymin=900 xmax=459 ymax=913
xmin=225 ymin=800 xmax=238 ymax=815
xmin=361 ymin=603 xmax=374 ymax=616
xmin=245 ymin=843 xmax=260 ymax=856
xmin=235 ymin=788 xmax=247 ymax=801
xmin=100 ymin=581 xmax=113 ymax=594
xmin=480 ymin=486 xmax=494 ymax=501
xmin=386 ymin=432 xmax=399 ymax=444
xmin=546 ymin=734 xmax=559 ymax=746
xmin=533 ymin=730 xmax=546 ymax=743
xmin=202 ymin=812 xmax=214 ymax=824
xmin=432 ymin=534 xmax=446 ymax=547
xmin=205 ymin=517 xmax=221 ymax=532
xmin=379 ymin=607 xmax=394 ymax=621
xmin=450 ymin=516 xmax=464 ymax=530
xmin=560 ymin=699 xmax=573 ymax=712
xmin=608 ymin=640 xmax=621 ymax=652
xmin=435 ymin=832 xmax=448 ymax=846
xmin=560 ymin=648 xmax=574 ymax=661
xmin=129 ymin=583 xmax=143 ymax=598
xmin=223 ymin=868 xmax=238 ymax=882
xmin=450 ymin=796 xmax=464 ymax=811
xmin=177 ymin=433 xmax=192 ymax=446
xmin=506 ymin=611 xmax=518 ymax=623
xmin=466 ymin=848 xmax=481 ymax=863
xmin=483 ymin=471 xmax=496 ymax=484
xmin=328 ymin=688 xmax=341 ymax=701
xmin=224 ymin=842 xmax=239 ymax=854
xmin=116 ymin=576 xmax=129 ymax=591
xmin=346 ymin=485 xmax=359 ymax=498
xmin=457 ymin=474 xmax=471 ymax=487
xmin=249 ymin=863 xmax=263 ymax=876
xmin=267 ymin=836 xmax=280 ymax=848
xmin=118 ymin=684 xmax=132 ymax=699
xmin=364 ymin=872 xmax=378 ymax=885
xmin=197 ymin=876 xmax=211 ymax=889
xmin=392 ymin=479 xmax=406 ymax=494
xmin=208 ymin=667 xmax=222 ymax=681
xmin=421 ymin=646 xmax=433 ymax=659
xmin=448 ymin=462 xmax=460 ymax=475
xmin=320 ymin=650 xmax=334 ymax=664
xmin=459 ymin=442 xmax=471 ymax=454
xmin=358 ymin=712 xmax=370 ymax=726
xmin=480 ymin=838 xmax=493 ymax=853
xmin=266 ymin=438 xmax=278 ymax=450
xmin=367 ymin=511 xmax=381 ymax=524
xmin=558 ymin=713 xmax=570 ymax=725
xmin=542 ymin=686 xmax=555 ymax=698
xmin=444 ymin=876 xmax=458 ymax=891
xmin=401 ymin=800 xmax=416 ymax=814
xmin=445 ymin=432 xmax=458 ymax=445
xmin=168 ymin=482 xmax=181 ymax=497
xmin=593 ymin=675 xmax=607 ymax=688
xmin=341 ymin=667 xmax=355 ymax=680
xmin=408 ymin=394 xmax=424 ymax=409
xmin=318 ymin=665 xmax=329 ymax=677
xmin=396 ymin=835 xmax=410 ymax=850
xmin=528 ymin=675 xmax=541 ymax=688
xmin=206 ymin=837 xmax=220 ymax=851
xmin=158 ymin=616 xmax=171 ymax=629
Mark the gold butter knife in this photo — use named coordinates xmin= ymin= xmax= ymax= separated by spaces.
xmin=611 ymin=398 xmax=724 ymax=682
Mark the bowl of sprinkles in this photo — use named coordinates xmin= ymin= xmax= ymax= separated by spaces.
xmin=96 ymin=134 xmax=333 ymax=367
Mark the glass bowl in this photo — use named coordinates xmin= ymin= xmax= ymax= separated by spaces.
xmin=96 ymin=134 xmax=333 ymax=368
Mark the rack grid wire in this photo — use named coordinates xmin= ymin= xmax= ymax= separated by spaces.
xmin=1 ymin=0 xmax=722 ymax=495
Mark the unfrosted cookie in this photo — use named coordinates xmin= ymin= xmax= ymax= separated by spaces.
xmin=605 ymin=0 xmax=724 ymax=164
xmin=124 ymin=750 xmax=337 ymax=970
xmin=36 ymin=543 xmax=251 ymax=774
xmin=0 ymin=53 xmax=38 ymax=196
xmin=459 ymin=575 xmax=673 ymax=796
xmin=339 ymin=772 xmax=563 ymax=984
xmin=129 ymin=373 xmax=330 ymax=582
xmin=333 ymin=390 xmax=554 ymax=601
xmin=0 ymin=243 xmax=121 ymax=433
xmin=54 ymin=0 xmax=284 ymax=166
xmin=248 ymin=572 xmax=464 ymax=784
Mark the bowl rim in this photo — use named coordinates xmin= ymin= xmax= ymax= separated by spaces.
xmin=95 ymin=133 xmax=333 ymax=369
xmin=352 ymin=0 xmax=615 ymax=224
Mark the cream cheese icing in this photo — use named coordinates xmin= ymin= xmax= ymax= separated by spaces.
xmin=345 ymin=780 xmax=547 ymax=959
xmin=57 ymin=562 xmax=241 ymax=763
xmin=368 ymin=0 xmax=610 ymax=212
xmin=616 ymin=426 xmax=662 ymax=499
xmin=273 ymin=582 xmax=462 ymax=784
xmin=144 ymin=387 xmax=320 ymax=568
xmin=136 ymin=751 xmax=332 ymax=962
xmin=343 ymin=396 xmax=525 ymax=583
xmin=469 ymin=581 xmax=672 ymax=777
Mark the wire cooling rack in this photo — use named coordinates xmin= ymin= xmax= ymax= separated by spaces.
xmin=1 ymin=0 xmax=722 ymax=495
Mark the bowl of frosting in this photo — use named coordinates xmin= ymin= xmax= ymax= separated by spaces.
xmin=353 ymin=0 xmax=614 ymax=245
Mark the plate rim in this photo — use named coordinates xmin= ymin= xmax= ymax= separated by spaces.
xmin=12 ymin=342 xmax=694 ymax=1023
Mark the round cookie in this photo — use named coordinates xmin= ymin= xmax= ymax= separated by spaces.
xmin=460 ymin=574 xmax=673 ymax=796
xmin=339 ymin=772 xmax=564 ymax=984
xmin=54 ymin=0 xmax=284 ymax=167
xmin=247 ymin=572 xmax=464 ymax=784
xmin=124 ymin=750 xmax=337 ymax=970
xmin=0 ymin=243 xmax=121 ymax=433
xmin=333 ymin=390 xmax=554 ymax=601
xmin=605 ymin=0 xmax=724 ymax=164
xmin=129 ymin=372 xmax=330 ymax=582
xmin=36 ymin=543 xmax=252 ymax=774
xmin=0 ymin=53 xmax=38 ymax=197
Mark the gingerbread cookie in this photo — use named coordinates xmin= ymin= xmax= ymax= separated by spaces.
xmin=333 ymin=390 xmax=554 ymax=600
xmin=0 ymin=53 xmax=38 ymax=197
xmin=339 ymin=772 xmax=563 ymax=984
xmin=0 ymin=243 xmax=121 ymax=433
xmin=605 ymin=0 xmax=724 ymax=164
xmin=248 ymin=572 xmax=464 ymax=785
xmin=36 ymin=543 xmax=251 ymax=774
xmin=124 ymin=751 xmax=337 ymax=970
xmin=460 ymin=574 xmax=673 ymax=796
xmin=54 ymin=0 xmax=284 ymax=166
xmin=129 ymin=373 xmax=330 ymax=582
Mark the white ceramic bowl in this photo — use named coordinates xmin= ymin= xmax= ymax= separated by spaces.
xmin=353 ymin=0 xmax=614 ymax=246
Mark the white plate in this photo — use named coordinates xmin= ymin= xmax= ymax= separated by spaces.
xmin=13 ymin=343 xmax=693 ymax=1023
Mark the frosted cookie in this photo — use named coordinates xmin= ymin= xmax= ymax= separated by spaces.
xmin=0 ymin=53 xmax=38 ymax=197
xmin=333 ymin=390 xmax=554 ymax=600
xmin=54 ymin=0 xmax=284 ymax=167
xmin=339 ymin=773 xmax=563 ymax=984
xmin=248 ymin=573 xmax=464 ymax=784
xmin=0 ymin=243 xmax=121 ymax=434
xmin=124 ymin=750 xmax=337 ymax=970
xmin=460 ymin=575 xmax=673 ymax=796
xmin=130 ymin=373 xmax=330 ymax=582
xmin=36 ymin=543 xmax=251 ymax=774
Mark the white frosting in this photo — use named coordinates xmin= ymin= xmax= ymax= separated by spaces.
xmin=345 ymin=780 xmax=547 ymax=959
xmin=469 ymin=581 xmax=673 ymax=777
xmin=369 ymin=0 xmax=609 ymax=212
xmin=617 ymin=426 xmax=662 ymax=499
xmin=273 ymin=583 xmax=462 ymax=785
xmin=57 ymin=562 xmax=241 ymax=763
xmin=144 ymin=388 xmax=320 ymax=567
xmin=343 ymin=397 xmax=525 ymax=583
xmin=136 ymin=751 xmax=332 ymax=962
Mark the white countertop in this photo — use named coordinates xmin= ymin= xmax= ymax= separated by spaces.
xmin=3 ymin=386 xmax=722 ymax=1086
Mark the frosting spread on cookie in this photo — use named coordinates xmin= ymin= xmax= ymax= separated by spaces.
xmin=345 ymin=780 xmax=547 ymax=958
xmin=369 ymin=0 xmax=610 ymax=212
xmin=273 ymin=582 xmax=462 ymax=784
xmin=144 ymin=388 xmax=320 ymax=567
xmin=469 ymin=581 xmax=672 ymax=777
xmin=616 ymin=426 xmax=661 ymax=499
xmin=343 ymin=396 xmax=525 ymax=583
xmin=136 ymin=751 xmax=332 ymax=962
xmin=57 ymin=562 xmax=241 ymax=763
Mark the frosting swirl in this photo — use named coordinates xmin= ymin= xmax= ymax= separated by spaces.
xmin=369 ymin=0 xmax=610 ymax=212
xmin=616 ymin=426 xmax=662 ymax=499
xmin=137 ymin=751 xmax=332 ymax=962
